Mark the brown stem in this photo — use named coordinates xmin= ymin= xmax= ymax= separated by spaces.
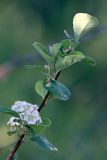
xmin=38 ymin=70 xmax=61 ymax=112
xmin=6 ymin=134 xmax=25 ymax=160
xmin=0 ymin=142 xmax=16 ymax=153
xmin=6 ymin=70 xmax=61 ymax=160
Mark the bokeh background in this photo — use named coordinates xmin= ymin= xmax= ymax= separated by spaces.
xmin=0 ymin=0 xmax=107 ymax=159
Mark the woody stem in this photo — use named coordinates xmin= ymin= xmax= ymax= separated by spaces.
xmin=6 ymin=70 xmax=61 ymax=160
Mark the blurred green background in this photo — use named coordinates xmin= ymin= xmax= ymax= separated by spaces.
xmin=0 ymin=0 xmax=107 ymax=159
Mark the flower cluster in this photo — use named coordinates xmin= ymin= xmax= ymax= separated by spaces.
xmin=7 ymin=101 xmax=42 ymax=132
xmin=7 ymin=117 xmax=21 ymax=132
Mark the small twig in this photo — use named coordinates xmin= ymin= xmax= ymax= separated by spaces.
xmin=38 ymin=91 xmax=50 ymax=112
xmin=6 ymin=70 xmax=61 ymax=160
xmin=0 ymin=142 xmax=16 ymax=154
xmin=6 ymin=134 xmax=25 ymax=160
xmin=38 ymin=70 xmax=61 ymax=112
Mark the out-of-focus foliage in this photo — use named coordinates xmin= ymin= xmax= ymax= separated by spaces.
xmin=0 ymin=0 xmax=107 ymax=160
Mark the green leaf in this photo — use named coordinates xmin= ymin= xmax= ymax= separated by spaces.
xmin=35 ymin=80 xmax=47 ymax=98
xmin=61 ymin=39 xmax=77 ymax=51
xmin=31 ymin=134 xmax=58 ymax=152
xmin=35 ymin=80 xmax=55 ymax=101
xmin=11 ymin=154 xmax=18 ymax=160
xmin=0 ymin=107 xmax=19 ymax=117
xmin=49 ymin=40 xmax=77 ymax=58
xmin=49 ymin=43 xmax=62 ymax=57
xmin=54 ymin=39 xmax=78 ymax=58
xmin=73 ymin=13 xmax=99 ymax=42
xmin=44 ymin=79 xmax=71 ymax=101
xmin=11 ymin=156 xmax=17 ymax=160
xmin=33 ymin=42 xmax=53 ymax=63
xmin=29 ymin=118 xmax=51 ymax=135
xmin=55 ymin=51 xmax=85 ymax=71
xmin=7 ymin=131 xmax=16 ymax=136
xmin=82 ymin=56 xmax=96 ymax=66
xmin=25 ymin=65 xmax=45 ymax=71
xmin=11 ymin=157 xmax=16 ymax=160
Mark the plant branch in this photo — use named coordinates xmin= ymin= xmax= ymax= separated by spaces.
xmin=0 ymin=142 xmax=16 ymax=154
xmin=38 ymin=70 xmax=61 ymax=112
xmin=6 ymin=70 xmax=61 ymax=160
xmin=6 ymin=134 xmax=25 ymax=160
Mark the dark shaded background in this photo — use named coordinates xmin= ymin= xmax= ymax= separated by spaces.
xmin=0 ymin=0 xmax=107 ymax=159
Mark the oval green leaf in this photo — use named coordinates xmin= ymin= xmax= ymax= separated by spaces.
xmin=0 ymin=107 xmax=20 ymax=117
xmin=35 ymin=80 xmax=47 ymax=98
xmin=7 ymin=131 xmax=16 ymax=136
xmin=45 ymin=79 xmax=71 ymax=101
xmin=61 ymin=39 xmax=77 ymax=51
xmin=49 ymin=43 xmax=62 ymax=57
xmin=55 ymin=51 xmax=85 ymax=71
xmin=31 ymin=134 xmax=58 ymax=152
xmin=82 ymin=56 xmax=96 ymax=66
xmin=33 ymin=42 xmax=53 ymax=63
xmin=29 ymin=118 xmax=51 ymax=135
xmin=25 ymin=65 xmax=45 ymax=71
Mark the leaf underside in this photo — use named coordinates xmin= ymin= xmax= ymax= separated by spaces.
xmin=31 ymin=134 xmax=58 ymax=152
xmin=0 ymin=107 xmax=19 ymax=117
xmin=45 ymin=79 xmax=71 ymax=101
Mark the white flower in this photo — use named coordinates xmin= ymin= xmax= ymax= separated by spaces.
xmin=7 ymin=117 xmax=21 ymax=132
xmin=11 ymin=101 xmax=42 ymax=125
xmin=19 ymin=109 xmax=42 ymax=125
xmin=11 ymin=101 xmax=38 ymax=113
